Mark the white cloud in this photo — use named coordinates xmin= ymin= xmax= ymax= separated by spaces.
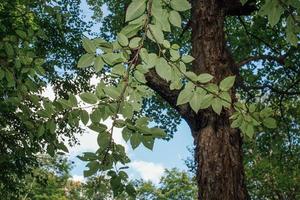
xmin=130 ymin=161 xmax=165 ymax=184
xmin=41 ymin=84 xmax=55 ymax=101
xmin=68 ymin=118 xmax=129 ymax=156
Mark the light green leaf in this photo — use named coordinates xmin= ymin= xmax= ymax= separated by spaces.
xmin=126 ymin=0 xmax=147 ymax=22
xmin=245 ymin=124 xmax=255 ymax=138
xmin=199 ymin=94 xmax=213 ymax=109
xmin=151 ymin=127 xmax=167 ymax=138
xmin=129 ymin=37 xmax=142 ymax=49
xmin=170 ymin=49 xmax=180 ymax=61
xmin=263 ymin=117 xmax=277 ymax=129
xmin=163 ymin=40 xmax=171 ymax=49
xmin=78 ymin=54 xmax=94 ymax=68
xmin=148 ymin=24 xmax=164 ymax=44
xmin=169 ymin=10 xmax=182 ymax=27
xmin=189 ymin=88 xmax=206 ymax=113
xmin=112 ymin=64 xmax=126 ymax=76
xmin=170 ymin=0 xmax=191 ymax=12
xmin=219 ymin=76 xmax=236 ymax=91
xmin=83 ymin=38 xmax=96 ymax=53
xmin=134 ymin=71 xmax=147 ymax=83
xmin=211 ymin=98 xmax=222 ymax=115
xmin=80 ymin=92 xmax=98 ymax=104
xmin=104 ymin=86 xmax=120 ymax=99
xmin=117 ymin=33 xmax=129 ymax=46
xmin=121 ymin=23 xmax=143 ymax=38
xmin=197 ymin=73 xmax=213 ymax=83
xmin=155 ymin=58 xmax=172 ymax=81
xmin=102 ymin=53 xmax=126 ymax=65
xmin=219 ymin=91 xmax=231 ymax=108
xmin=94 ymin=56 xmax=105 ymax=72
xmin=181 ymin=55 xmax=194 ymax=63
xmin=177 ymin=87 xmax=194 ymax=105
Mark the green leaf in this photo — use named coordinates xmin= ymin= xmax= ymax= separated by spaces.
xmin=94 ymin=56 xmax=105 ymax=72
xmin=219 ymin=91 xmax=231 ymax=108
xmin=170 ymin=49 xmax=180 ymax=61
xmin=16 ymin=30 xmax=27 ymax=39
xmin=211 ymin=98 xmax=222 ymax=115
xmin=170 ymin=0 xmax=191 ymax=12
xmin=78 ymin=54 xmax=95 ymax=68
xmin=130 ymin=134 xmax=141 ymax=149
xmin=117 ymin=33 xmax=129 ymax=46
xmin=189 ymin=88 xmax=206 ymax=113
xmin=112 ymin=64 xmax=126 ymax=76
xmin=102 ymin=53 xmax=126 ymax=65
xmin=151 ymin=127 xmax=167 ymax=138
xmin=122 ymin=127 xmax=132 ymax=142
xmin=121 ymin=23 xmax=143 ymax=38
xmin=197 ymin=73 xmax=213 ymax=83
xmin=134 ymin=71 xmax=147 ymax=83
xmin=142 ymin=136 xmax=154 ymax=150
xmin=169 ymin=10 xmax=182 ymax=27
xmin=58 ymin=142 xmax=69 ymax=153
xmin=98 ymin=131 xmax=111 ymax=149
xmin=245 ymin=124 xmax=255 ymax=138
xmin=177 ymin=87 xmax=194 ymax=105
xmin=181 ymin=55 xmax=194 ymax=63
xmin=80 ymin=110 xmax=89 ymax=125
xmin=148 ymin=24 xmax=164 ymax=44
xmin=104 ymin=86 xmax=120 ymax=99
xmin=90 ymin=108 xmax=103 ymax=123
xmin=129 ymin=37 xmax=142 ymax=49
xmin=219 ymin=76 xmax=236 ymax=91
xmin=83 ymin=38 xmax=96 ymax=53
xmin=263 ymin=117 xmax=277 ymax=129
xmin=155 ymin=58 xmax=172 ymax=81
xmin=80 ymin=92 xmax=98 ymax=104
xmin=259 ymin=0 xmax=284 ymax=27
xmin=199 ymin=94 xmax=213 ymax=109
xmin=126 ymin=0 xmax=147 ymax=22
xmin=240 ymin=0 xmax=248 ymax=5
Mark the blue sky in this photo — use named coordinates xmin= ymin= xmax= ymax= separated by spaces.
xmin=55 ymin=0 xmax=194 ymax=183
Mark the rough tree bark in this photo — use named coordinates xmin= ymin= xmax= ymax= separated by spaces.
xmin=145 ymin=0 xmax=256 ymax=199
xmin=190 ymin=0 xmax=254 ymax=199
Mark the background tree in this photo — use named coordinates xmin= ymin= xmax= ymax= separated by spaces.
xmin=0 ymin=0 xmax=92 ymax=197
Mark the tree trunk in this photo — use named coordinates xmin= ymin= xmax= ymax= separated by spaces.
xmin=190 ymin=0 xmax=249 ymax=199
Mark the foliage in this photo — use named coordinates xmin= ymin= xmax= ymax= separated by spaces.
xmin=0 ymin=0 xmax=91 ymax=197
xmin=1 ymin=0 xmax=300 ymax=198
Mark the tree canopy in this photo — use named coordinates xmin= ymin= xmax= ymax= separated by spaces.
xmin=0 ymin=0 xmax=299 ymax=199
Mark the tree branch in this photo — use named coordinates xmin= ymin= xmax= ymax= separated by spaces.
xmin=144 ymin=69 xmax=192 ymax=120
xmin=237 ymin=54 xmax=286 ymax=67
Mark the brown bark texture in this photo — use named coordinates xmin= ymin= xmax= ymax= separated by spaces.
xmin=190 ymin=0 xmax=251 ymax=199
xmin=145 ymin=0 xmax=257 ymax=199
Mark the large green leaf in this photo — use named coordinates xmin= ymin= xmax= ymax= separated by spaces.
xmin=177 ymin=87 xmax=194 ymax=105
xmin=78 ymin=54 xmax=94 ymax=68
xmin=155 ymin=58 xmax=172 ymax=81
xmin=126 ymin=0 xmax=147 ymax=22
xmin=219 ymin=76 xmax=236 ymax=91
xmin=170 ymin=0 xmax=191 ymax=12
xmin=80 ymin=92 xmax=98 ymax=104
xmin=169 ymin=10 xmax=182 ymax=28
